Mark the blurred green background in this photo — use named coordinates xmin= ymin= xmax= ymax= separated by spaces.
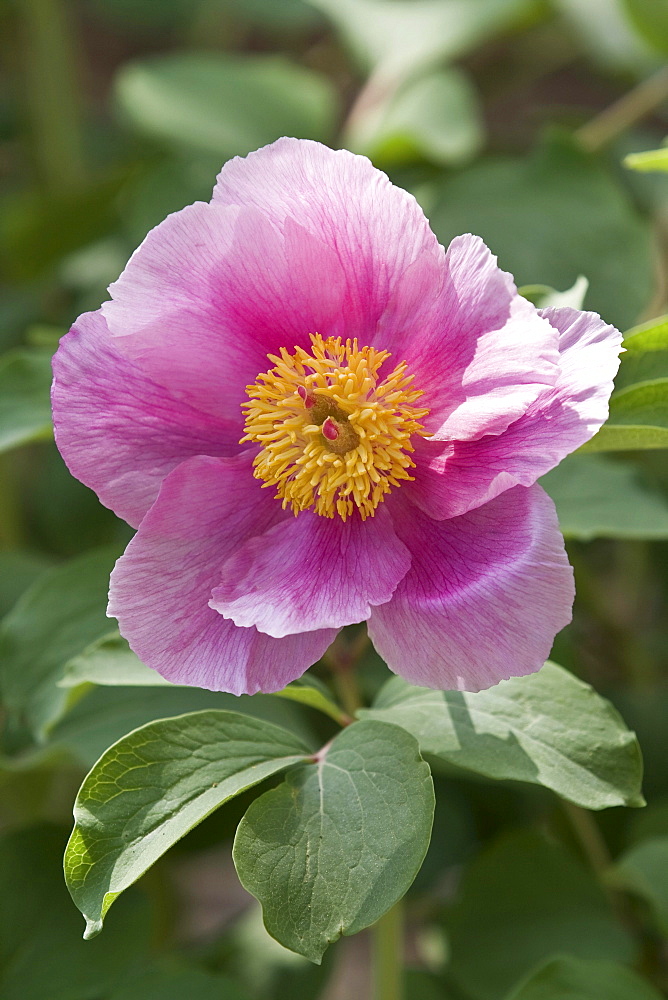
xmin=2 ymin=1 xmax=668 ymax=997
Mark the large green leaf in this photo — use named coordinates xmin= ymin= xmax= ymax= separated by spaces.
xmin=0 ymin=348 xmax=53 ymax=453
xmin=0 ymin=546 xmax=120 ymax=738
xmin=426 ymin=131 xmax=653 ymax=331
xmin=0 ymin=826 xmax=151 ymax=1000
xmin=540 ymin=454 xmax=668 ymax=539
xmin=583 ymin=379 xmax=668 ymax=451
xmin=65 ymin=710 xmax=312 ymax=937
xmin=108 ymin=962 xmax=251 ymax=1000
xmin=616 ymin=314 xmax=668 ymax=390
xmin=345 ymin=67 xmax=483 ymax=167
xmin=505 ymin=956 xmax=662 ymax=1000
xmin=360 ymin=662 xmax=644 ymax=809
xmin=446 ymin=831 xmax=635 ymax=1000
xmin=609 ymin=837 xmax=668 ymax=934
xmin=308 ymin=0 xmax=540 ymax=83
xmin=115 ymin=53 xmax=337 ymax=159
xmin=233 ymin=719 xmax=434 ymax=962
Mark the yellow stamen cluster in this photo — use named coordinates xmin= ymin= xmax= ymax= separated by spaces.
xmin=241 ymin=333 xmax=429 ymax=520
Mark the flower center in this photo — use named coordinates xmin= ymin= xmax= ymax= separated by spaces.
xmin=241 ymin=333 xmax=429 ymax=520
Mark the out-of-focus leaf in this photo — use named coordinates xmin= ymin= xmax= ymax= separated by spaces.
xmin=345 ymin=67 xmax=483 ymax=166
xmin=616 ymin=313 xmax=668 ymax=390
xmin=308 ymin=0 xmax=541 ymax=83
xmin=0 ymin=349 xmax=53 ymax=452
xmin=361 ymin=662 xmax=645 ymax=809
xmin=109 ymin=962 xmax=251 ymax=1000
xmin=65 ymin=710 xmax=312 ymax=937
xmin=583 ymin=379 xmax=668 ymax=451
xmin=446 ymin=831 xmax=635 ymax=1000
xmin=519 ymin=276 xmax=589 ymax=310
xmin=609 ymin=837 xmax=668 ymax=934
xmin=234 ymin=720 xmax=434 ymax=962
xmin=115 ymin=53 xmax=337 ymax=159
xmin=623 ymin=0 xmax=668 ymax=54
xmin=505 ymin=956 xmax=663 ymax=1000
xmin=427 ymin=131 xmax=653 ymax=331
xmin=0 ymin=550 xmax=53 ymax=618
xmin=0 ymin=546 xmax=120 ymax=738
xmin=0 ymin=173 xmax=126 ymax=282
xmin=0 ymin=825 xmax=150 ymax=1000
xmin=541 ymin=453 xmax=668 ymax=539
xmin=58 ymin=631 xmax=172 ymax=688
xmin=554 ymin=0 xmax=659 ymax=73
xmin=49 ymin=683 xmax=318 ymax=770
xmin=625 ymin=145 xmax=668 ymax=172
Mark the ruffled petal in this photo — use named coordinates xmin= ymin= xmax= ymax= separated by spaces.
xmin=368 ymin=485 xmax=574 ymax=691
xmin=212 ymin=138 xmax=445 ymax=342
xmin=400 ymin=237 xmax=560 ymax=441
xmin=108 ymin=454 xmax=337 ymax=694
xmin=52 ymin=310 xmax=238 ymax=528
xmin=409 ymin=307 xmax=622 ymax=519
xmin=210 ymin=505 xmax=410 ymax=637
xmin=102 ymin=201 xmax=348 ymax=422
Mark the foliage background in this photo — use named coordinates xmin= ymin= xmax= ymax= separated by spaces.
xmin=1 ymin=0 xmax=668 ymax=997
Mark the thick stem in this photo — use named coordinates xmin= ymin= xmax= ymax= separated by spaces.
xmin=19 ymin=0 xmax=86 ymax=191
xmin=576 ymin=65 xmax=668 ymax=154
xmin=371 ymin=900 xmax=404 ymax=1000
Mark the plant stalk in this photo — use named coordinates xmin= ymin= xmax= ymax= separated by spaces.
xmin=576 ymin=65 xmax=668 ymax=154
xmin=371 ymin=900 xmax=404 ymax=1000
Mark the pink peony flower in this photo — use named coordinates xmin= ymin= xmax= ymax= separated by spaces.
xmin=52 ymin=138 xmax=621 ymax=695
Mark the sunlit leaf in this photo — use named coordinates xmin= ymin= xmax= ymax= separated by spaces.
xmin=361 ymin=662 xmax=644 ymax=809
xmin=65 ymin=710 xmax=312 ymax=937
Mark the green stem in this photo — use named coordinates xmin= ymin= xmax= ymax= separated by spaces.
xmin=562 ymin=799 xmax=612 ymax=876
xmin=19 ymin=0 xmax=86 ymax=191
xmin=333 ymin=667 xmax=363 ymax=717
xmin=371 ymin=900 xmax=404 ymax=1000
xmin=576 ymin=65 xmax=668 ymax=154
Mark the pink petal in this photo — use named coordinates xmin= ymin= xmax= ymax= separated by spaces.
xmin=410 ymin=307 xmax=622 ymax=519
xmin=368 ymin=485 xmax=574 ymax=691
xmin=403 ymin=238 xmax=560 ymax=441
xmin=210 ymin=506 xmax=411 ymax=637
xmin=52 ymin=310 xmax=238 ymax=528
xmin=108 ymin=454 xmax=337 ymax=694
xmin=212 ymin=138 xmax=445 ymax=342
xmin=102 ymin=201 xmax=347 ymax=423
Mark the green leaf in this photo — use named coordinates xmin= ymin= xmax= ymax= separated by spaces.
xmin=540 ymin=453 xmax=668 ymax=540
xmin=446 ymin=831 xmax=635 ymax=1000
xmin=64 ymin=710 xmax=312 ymax=936
xmin=553 ymin=0 xmax=659 ymax=74
xmin=308 ymin=0 xmax=540 ymax=83
xmin=58 ymin=631 xmax=173 ymax=688
xmin=609 ymin=837 xmax=668 ymax=934
xmin=519 ymin=275 xmax=589 ymax=310
xmin=233 ymin=719 xmax=434 ymax=962
xmin=583 ymin=379 xmax=668 ymax=451
xmin=505 ymin=956 xmax=663 ymax=1000
xmin=270 ymin=676 xmax=349 ymax=726
xmin=623 ymin=0 xmax=668 ymax=54
xmin=109 ymin=962 xmax=251 ymax=1000
xmin=426 ymin=131 xmax=653 ymax=331
xmin=345 ymin=67 xmax=483 ymax=167
xmin=0 ymin=546 xmax=121 ymax=738
xmin=0 ymin=348 xmax=53 ymax=453
xmin=360 ymin=662 xmax=644 ymax=809
xmin=115 ymin=53 xmax=337 ymax=159
xmin=616 ymin=313 xmax=668 ymax=390
xmin=0 ymin=825 xmax=151 ymax=1000
xmin=0 ymin=549 xmax=53 ymax=619
xmin=625 ymin=146 xmax=668 ymax=173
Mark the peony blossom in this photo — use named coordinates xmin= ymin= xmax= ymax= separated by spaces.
xmin=52 ymin=138 xmax=621 ymax=695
